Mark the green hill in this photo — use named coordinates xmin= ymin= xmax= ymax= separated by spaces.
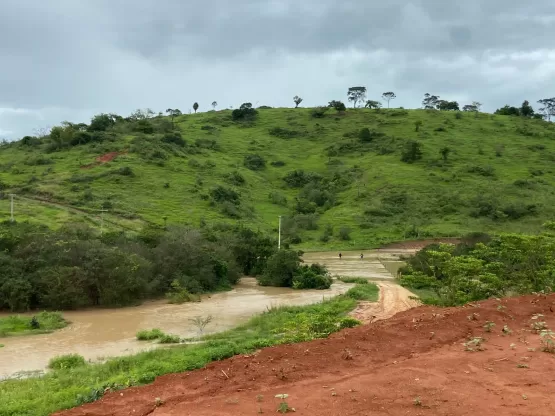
xmin=1 ymin=106 xmax=554 ymax=249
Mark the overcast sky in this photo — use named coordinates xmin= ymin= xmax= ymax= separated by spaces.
xmin=1 ymin=0 xmax=554 ymax=139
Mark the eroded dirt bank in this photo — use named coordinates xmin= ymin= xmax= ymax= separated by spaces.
xmin=57 ymin=294 xmax=555 ymax=416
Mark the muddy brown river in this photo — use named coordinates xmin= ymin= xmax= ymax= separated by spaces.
xmin=0 ymin=249 xmax=414 ymax=379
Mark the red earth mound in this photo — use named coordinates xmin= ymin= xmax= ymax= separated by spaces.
xmin=55 ymin=294 xmax=555 ymax=416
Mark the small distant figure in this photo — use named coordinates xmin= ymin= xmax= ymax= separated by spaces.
xmin=339 ymin=253 xmax=342 ymax=259
xmin=360 ymin=253 xmax=364 ymax=259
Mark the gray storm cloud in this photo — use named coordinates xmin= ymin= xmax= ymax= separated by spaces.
xmin=0 ymin=0 xmax=554 ymax=139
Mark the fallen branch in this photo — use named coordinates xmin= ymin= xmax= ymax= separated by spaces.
xmin=221 ymin=370 xmax=229 ymax=379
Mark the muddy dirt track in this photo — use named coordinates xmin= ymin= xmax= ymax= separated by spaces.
xmin=57 ymin=294 xmax=555 ymax=416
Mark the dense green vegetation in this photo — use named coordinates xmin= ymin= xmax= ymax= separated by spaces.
xmin=0 ymin=283 xmax=376 ymax=416
xmin=0 ymin=221 xmax=278 ymax=311
xmin=398 ymin=231 xmax=555 ymax=306
xmin=2 ymin=105 xmax=555 ymax=249
xmin=0 ymin=312 xmax=66 ymax=337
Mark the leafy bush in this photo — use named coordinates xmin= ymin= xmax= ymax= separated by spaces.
xmin=224 ymin=171 xmax=246 ymax=186
xmin=311 ymin=106 xmax=329 ymax=118
xmin=210 ymin=185 xmax=240 ymax=205
xmin=283 ymin=170 xmax=322 ymax=188
xmin=48 ymin=354 xmax=87 ymax=370
xmin=194 ymin=138 xmax=219 ymax=150
xmin=269 ymin=192 xmax=287 ymax=206
xmin=159 ymin=334 xmax=181 ymax=344
xmin=162 ymin=131 xmax=185 ymax=147
xmin=165 ymin=280 xmax=200 ymax=304
xmin=467 ymin=165 xmax=495 ymax=177
xmin=269 ymin=127 xmax=300 ymax=139
xmin=338 ymin=226 xmax=351 ymax=241
xmin=244 ymin=154 xmax=266 ymax=171
xmin=401 ymin=140 xmax=423 ymax=163
xmin=292 ymin=264 xmax=332 ymax=289
xmin=257 ymin=250 xmax=301 ymax=287
xmin=271 ymin=160 xmax=286 ymax=167
xmin=136 ymin=328 xmax=164 ymax=341
xmin=328 ymin=100 xmax=347 ymax=112
xmin=337 ymin=277 xmax=368 ymax=284
xmin=232 ymin=103 xmax=258 ymax=121
xmin=118 ymin=166 xmax=134 ymax=176
xmin=339 ymin=317 xmax=361 ymax=329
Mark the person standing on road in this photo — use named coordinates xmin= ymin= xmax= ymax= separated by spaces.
xmin=360 ymin=253 xmax=364 ymax=259
xmin=339 ymin=253 xmax=342 ymax=259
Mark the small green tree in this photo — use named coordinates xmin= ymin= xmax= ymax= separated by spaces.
xmin=293 ymin=95 xmax=303 ymax=108
xmin=381 ymin=92 xmax=396 ymax=108
xmin=328 ymin=100 xmax=346 ymax=112
xmin=364 ymin=100 xmax=382 ymax=109
xmin=347 ymin=86 xmax=367 ymax=108
xmin=401 ymin=140 xmax=423 ymax=163
xmin=359 ymin=127 xmax=372 ymax=142
xmin=338 ymin=226 xmax=351 ymax=241
xmin=257 ymin=250 xmax=301 ymax=287
xmin=192 ymin=102 xmax=199 ymax=113
xmin=211 ymin=101 xmax=217 ymax=110
xmin=414 ymin=120 xmax=423 ymax=132
xmin=165 ymin=108 xmax=182 ymax=127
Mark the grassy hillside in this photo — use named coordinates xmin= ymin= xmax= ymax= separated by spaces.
xmin=1 ymin=107 xmax=554 ymax=249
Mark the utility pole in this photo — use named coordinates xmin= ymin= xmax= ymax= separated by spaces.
xmin=9 ymin=194 xmax=15 ymax=222
xmin=278 ymin=215 xmax=282 ymax=250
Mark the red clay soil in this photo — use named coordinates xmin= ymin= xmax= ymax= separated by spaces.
xmin=55 ymin=294 xmax=555 ymax=416
xmin=81 ymin=152 xmax=126 ymax=169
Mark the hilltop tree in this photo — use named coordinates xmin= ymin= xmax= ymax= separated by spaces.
xmin=422 ymin=93 xmax=440 ymax=109
xmin=382 ymin=92 xmax=396 ymax=108
xmin=347 ymin=86 xmax=367 ymax=108
xmin=365 ymin=100 xmax=382 ymax=109
xmin=293 ymin=96 xmax=303 ymax=108
xmin=193 ymin=102 xmax=199 ymax=113
xmin=494 ymin=105 xmax=520 ymax=116
xmin=520 ymin=100 xmax=535 ymax=118
xmin=231 ymin=102 xmax=258 ymax=121
xmin=328 ymin=100 xmax=347 ymax=112
xmin=211 ymin=101 xmax=218 ymax=110
xmin=538 ymin=98 xmax=555 ymax=121
xmin=165 ymin=108 xmax=182 ymax=127
xmin=463 ymin=103 xmax=478 ymax=112
xmin=88 ymin=113 xmax=119 ymax=132
xmin=436 ymin=100 xmax=460 ymax=111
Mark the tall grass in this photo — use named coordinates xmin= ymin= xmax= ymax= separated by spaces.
xmin=0 ymin=312 xmax=67 ymax=337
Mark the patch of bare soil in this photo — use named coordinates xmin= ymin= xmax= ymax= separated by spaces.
xmin=350 ymin=281 xmax=420 ymax=323
xmin=81 ymin=152 xmax=126 ymax=169
xmin=56 ymin=294 xmax=555 ymax=416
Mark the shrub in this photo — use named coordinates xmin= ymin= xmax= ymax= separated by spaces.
xmin=401 ymin=140 xmax=423 ymax=163
xmin=328 ymin=100 xmax=347 ymax=112
xmin=244 ymin=154 xmax=266 ymax=171
xmin=338 ymin=226 xmax=351 ymax=241
xmin=194 ymin=138 xmax=219 ymax=150
xmin=269 ymin=192 xmax=287 ymax=206
xmin=271 ymin=160 xmax=286 ymax=167
xmin=455 ymin=112 xmax=463 ymax=119
xmin=337 ymin=277 xmax=368 ymax=284
xmin=358 ymin=128 xmax=371 ymax=142
xmin=292 ymin=265 xmax=332 ymax=289
xmin=220 ymin=201 xmax=243 ymax=218
xmin=162 ymin=131 xmax=185 ymax=147
xmin=283 ymin=170 xmax=322 ymax=188
xmin=210 ymin=185 xmax=240 ymax=205
xmin=339 ymin=317 xmax=361 ymax=329
xmin=136 ymin=328 xmax=164 ymax=341
xmin=158 ymin=334 xmax=181 ymax=344
xmin=257 ymin=250 xmax=301 ymax=287
xmin=166 ymin=279 xmax=201 ymax=304
xmin=311 ymin=106 xmax=329 ymax=118
xmin=467 ymin=165 xmax=495 ymax=177
xmin=48 ymin=354 xmax=87 ymax=370
xmin=268 ymin=127 xmax=300 ymax=139
xmin=118 ymin=166 xmax=134 ymax=176
xmin=232 ymin=103 xmax=258 ymax=121
xmin=224 ymin=171 xmax=246 ymax=186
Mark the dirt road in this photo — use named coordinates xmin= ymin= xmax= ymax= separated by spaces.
xmin=349 ymin=281 xmax=421 ymax=323
xmin=57 ymin=293 xmax=555 ymax=416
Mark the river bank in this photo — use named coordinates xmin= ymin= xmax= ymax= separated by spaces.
xmin=0 ymin=283 xmax=380 ymax=416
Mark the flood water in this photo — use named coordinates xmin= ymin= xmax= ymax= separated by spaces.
xmin=0 ymin=249 xmax=410 ymax=379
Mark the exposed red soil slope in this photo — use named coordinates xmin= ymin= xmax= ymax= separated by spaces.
xmin=81 ymin=152 xmax=126 ymax=169
xmin=56 ymin=294 xmax=555 ymax=416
